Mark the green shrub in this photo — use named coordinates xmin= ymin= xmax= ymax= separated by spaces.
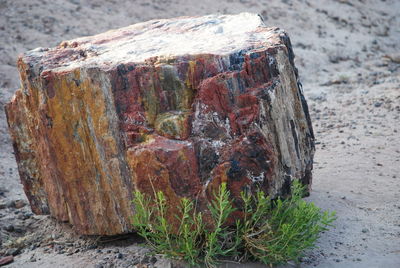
xmin=132 ymin=180 xmax=336 ymax=267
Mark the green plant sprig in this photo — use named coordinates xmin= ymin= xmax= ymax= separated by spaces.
xmin=131 ymin=180 xmax=336 ymax=267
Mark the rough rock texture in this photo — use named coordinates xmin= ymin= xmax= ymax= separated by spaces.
xmin=5 ymin=13 xmax=314 ymax=235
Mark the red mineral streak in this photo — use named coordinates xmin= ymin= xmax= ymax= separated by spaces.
xmin=5 ymin=13 xmax=314 ymax=235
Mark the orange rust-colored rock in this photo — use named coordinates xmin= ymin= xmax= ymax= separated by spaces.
xmin=5 ymin=13 xmax=314 ymax=235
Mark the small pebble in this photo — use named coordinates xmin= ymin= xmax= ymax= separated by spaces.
xmin=4 ymin=225 xmax=15 ymax=232
xmin=140 ymin=255 xmax=150 ymax=264
xmin=14 ymin=199 xmax=27 ymax=209
xmin=0 ymin=256 xmax=14 ymax=266
xmin=86 ymin=244 xmax=97 ymax=250
xmin=6 ymin=200 xmax=15 ymax=208
xmin=29 ymin=254 xmax=37 ymax=262
xmin=24 ymin=212 xmax=33 ymax=218
xmin=6 ymin=248 xmax=20 ymax=256
xmin=14 ymin=227 xmax=25 ymax=233
xmin=17 ymin=214 xmax=27 ymax=220
xmin=150 ymin=256 xmax=157 ymax=264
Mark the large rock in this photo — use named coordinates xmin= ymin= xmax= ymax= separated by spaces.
xmin=5 ymin=13 xmax=314 ymax=235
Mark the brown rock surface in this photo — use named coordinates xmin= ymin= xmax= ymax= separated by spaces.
xmin=0 ymin=256 xmax=14 ymax=266
xmin=5 ymin=13 xmax=314 ymax=235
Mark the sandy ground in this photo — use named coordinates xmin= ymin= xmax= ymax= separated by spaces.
xmin=0 ymin=0 xmax=399 ymax=267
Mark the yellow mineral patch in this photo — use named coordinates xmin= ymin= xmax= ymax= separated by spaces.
xmin=154 ymin=111 xmax=191 ymax=140
xmin=37 ymin=70 xmax=133 ymax=234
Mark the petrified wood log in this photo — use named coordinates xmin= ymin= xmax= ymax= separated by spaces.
xmin=5 ymin=13 xmax=314 ymax=235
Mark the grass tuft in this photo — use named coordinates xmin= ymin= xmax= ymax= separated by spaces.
xmin=132 ymin=180 xmax=336 ymax=267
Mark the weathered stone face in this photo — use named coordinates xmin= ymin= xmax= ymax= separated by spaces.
xmin=5 ymin=13 xmax=314 ymax=235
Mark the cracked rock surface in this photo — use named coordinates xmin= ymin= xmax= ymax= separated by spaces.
xmin=5 ymin=13 xmax=314 ymax=235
